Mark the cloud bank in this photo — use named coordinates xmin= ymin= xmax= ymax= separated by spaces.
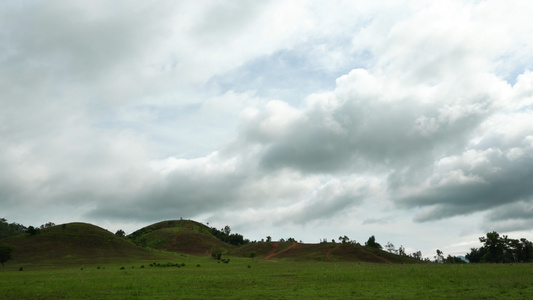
xmin=2 ymin=0 xmax=533 ymax=254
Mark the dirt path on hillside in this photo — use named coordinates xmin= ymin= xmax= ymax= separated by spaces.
xmin=261 ymin=242 xmax=279 ymax=260
xmin=262 ymin=242 xmax=299 ymax=261
xmin=326 ymin=244 xmax=342 ymax=261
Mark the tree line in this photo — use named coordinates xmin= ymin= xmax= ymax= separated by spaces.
xmin=466 ymin=231 xmax=533 ymax=263
xmin=210 ymin=225 xmax=250 ymax=246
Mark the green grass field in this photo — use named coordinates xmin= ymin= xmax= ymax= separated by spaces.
xmin=1 ymin=256 xmax=532 ymax=299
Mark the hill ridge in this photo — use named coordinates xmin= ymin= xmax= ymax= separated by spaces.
xmin=1 ymin=219 xmax=425 ymax=265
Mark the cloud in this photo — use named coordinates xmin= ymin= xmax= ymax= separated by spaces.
xmin=400 ymin=111 xmax=533 ymax=222
xmin=2 ymin=0 xmax=533 ymax=255
xmin=483 ymin=201 xmax=533 ymax=232
xmin=234 ymin=66 xmax=499 ymax=176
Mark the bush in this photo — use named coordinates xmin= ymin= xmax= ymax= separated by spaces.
xmin=0 ymin=243 xmax=14 ymax=267
xmin=211 ymin=247 xmax=223 ymax=260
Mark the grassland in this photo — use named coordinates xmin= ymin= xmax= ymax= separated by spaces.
xmin=1 ymin=256 xmax=533 ymax=299
xmin=2 ymin=221 xmax=532 ymax=299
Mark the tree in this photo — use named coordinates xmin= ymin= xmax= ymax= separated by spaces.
xmin=435 ymin=249 xmax=444 ymax=263
xmin=465 ymin=247 xmax=484 ymax=263
xmin=445 ymin=255 xmax=465 ymax=264
xmin=266 ymin=236 xmax=272 ymax=242
xmin=365 ymin=235 xmax=382 ymax=249
xmin=211 ymin=247 xmax=223 ymax=260
xmin=0 ymin=218 xmax=27 ymax=239
xmin=339 ymin=235 xmax=350 ymax=244
xmin=40 ymin=222 xmax=55 ymax=229
xmin=480 ymin=231 xmax=505 ymax=263
xmin=398 ymin=245 xmax=406 ymax=256
xmin=410 ymin=251 xmax=422 ymax=260
xmin=209 ymin=225 xmax=248 ymax=246
xmin=0 ymin=243 xmax=14 ymax=267
xmin=385 ymin=242 xmax=396 ymax=254
xmin=466 ymin=231 xmax=533 ymax=263
xmin=26 ymin=226 xmax=40 ymax=236
xmin=223 ymin=225 xmax=231 ymax=236
xmin=115 ymin=229 xmax=126 ymax=237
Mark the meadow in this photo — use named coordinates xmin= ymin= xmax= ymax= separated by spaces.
xmin=1 ymin=256 xmax=532 ymax=299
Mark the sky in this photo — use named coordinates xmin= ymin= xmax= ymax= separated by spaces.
xmin=2 ymin=0 xmax=533 ymax=258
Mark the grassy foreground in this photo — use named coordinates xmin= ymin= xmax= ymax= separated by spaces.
xmin=1 ymin=257 xmax=532 ymax=299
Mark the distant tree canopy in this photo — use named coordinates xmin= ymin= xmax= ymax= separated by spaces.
xmin=410 ymin=250 xmax=423 ymax=260
xmin=466 ymin=231 xmax=533 ymax=263
xmin=40 ymin=222 xmax=55 ymax=229
xmin=444 ymin=255 xmax=466 ymax=264
xmin=0 ymin=242 xmax=14 ymax=267
xmin=210 ymin=226 xmax=249 ymax=246
xmin=365 ymin=235 xmax=382 ymax=249
xmin=26 ymin=226 xmax=40 ymax=236
xmin=338 ymin=235 xmax=350 ymax=244
xmin=0 ymin=218 xmax=27 ymax=239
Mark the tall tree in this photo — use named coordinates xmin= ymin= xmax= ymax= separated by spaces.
xmin=480 ymin=231 xmax=505 ymax=263
xmin=398 ymin=245 xmax=406 ymax=256
xmin=365 ymin=235 xmax=382 ymax=249
xmin=385 ymin=242 xmax=396 ymax=254
xmin=223 ymin=225 xmax=231 ymax=236
xmin=0 ymin=243 xmax=14 ymax=267
xmin=410 ymin=251 xmax=422 ymax=260
xmin=435 ymin=249 xmax=444 ymax=262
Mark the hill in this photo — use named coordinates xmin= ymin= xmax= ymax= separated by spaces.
xmin=231 ymin=241 xmax=422 ymax=263
xmin=1 ymin=222 xmax=173 ymax=266
xmin=127 ymin=219 xmax=235 ymax=255
xmin=1 ymin=219 xmax=426 ymax=266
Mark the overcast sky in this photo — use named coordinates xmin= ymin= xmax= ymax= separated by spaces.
xmin=2 ymin=0 xmax=533 ymax=258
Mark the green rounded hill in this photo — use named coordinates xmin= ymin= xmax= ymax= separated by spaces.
xmin=2 ymin=222 xmax=172 ymax=266
xmin=127 ymin=220 xmax=235 ymax=255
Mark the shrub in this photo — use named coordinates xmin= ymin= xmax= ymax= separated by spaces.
xmin=211 ymin=247 xmax=223 ymax=260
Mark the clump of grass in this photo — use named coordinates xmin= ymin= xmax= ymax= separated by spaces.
xmin=120 ymin=266 xmax=125 ymax=270
xmin=149 ymin=262 xmax=185 ymax=268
